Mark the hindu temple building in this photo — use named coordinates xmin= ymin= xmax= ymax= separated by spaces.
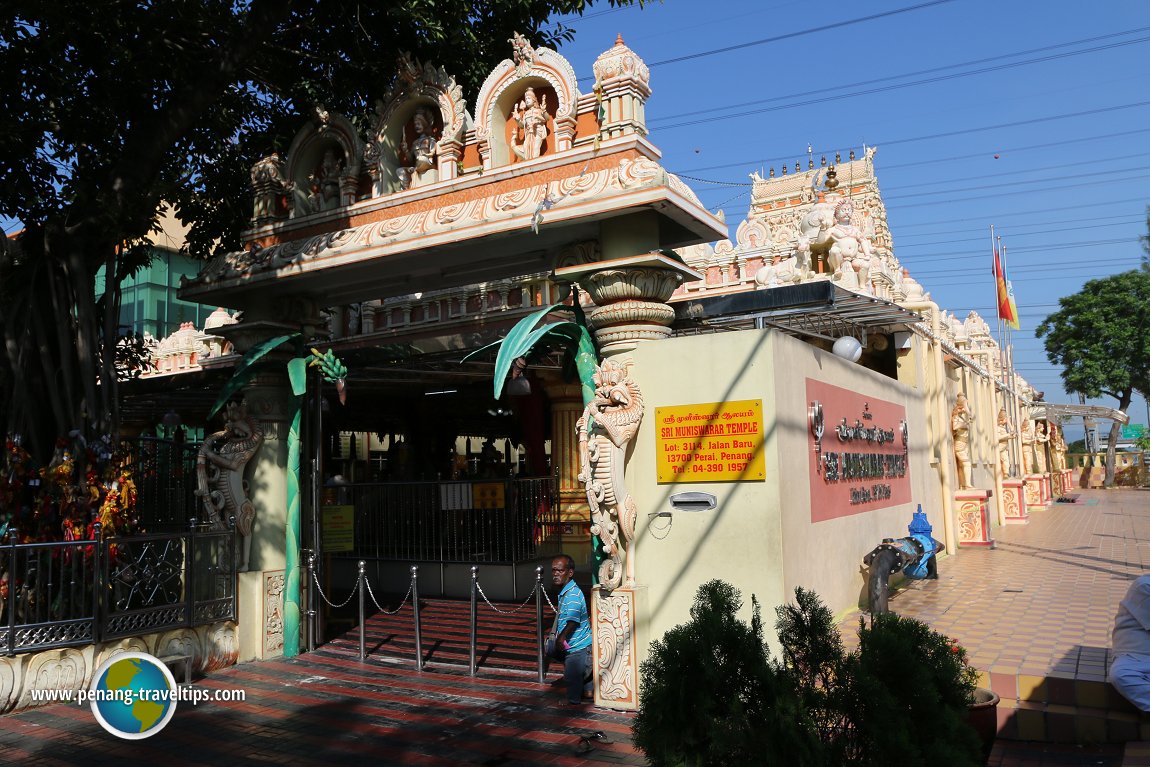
xmin=4 ymin=33 xmax=1126 ymax=719
xmin=172 ymin=34 xmax=1079 ymax=703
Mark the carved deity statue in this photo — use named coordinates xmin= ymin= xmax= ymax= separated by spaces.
xmin=755 ymin=237 xmax=812 ymax=289
xmin=951 ymin=392 xmax=973 ymax=489
xmin=1020 ymin=419 xmax=1036 ymax=474
xmin=195 ymin=401 xmax=264 ymax=572
xmin=1050 ymin=422 xmax=1068 ymax=471
xmin=1033 ymin=421 xmax=1049 ymax=474
xmin=511 ymin=87 xmax=548 ymax=161
xmin=250 ymin=152 xmax=289 ymax=223
xmin=509 ymin=31 xmax=535 ymax=70
xmin=307 ymin=147 xmax=345 ymax=213
xmin=825 ymin=198 xmax=874 ymax=289
xmin=398 ymin=106 xmax=439 ymax=190
xmin=577 ymin=358 xmax=643 ymax=590
xmin=996 ymin=408 xmax=1014 ymax=478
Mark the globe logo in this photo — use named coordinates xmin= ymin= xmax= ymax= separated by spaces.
xmin=89 ymin=652 xmax=178 ymax=739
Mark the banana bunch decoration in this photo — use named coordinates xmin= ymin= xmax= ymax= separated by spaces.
xmin=308 ymin=347 xmax=348 ymax=404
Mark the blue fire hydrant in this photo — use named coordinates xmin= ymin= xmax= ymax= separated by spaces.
xmin=862 ymin=505 xmax=945 ymax=613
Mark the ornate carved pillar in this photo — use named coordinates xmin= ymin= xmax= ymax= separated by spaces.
xmin=552 ymin=253 xmax=702 ymax=711
xmin=214 ymin=301 xmax=325 ymax=662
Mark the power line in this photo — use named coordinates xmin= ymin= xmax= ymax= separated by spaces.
xmin=654 ymin=41 xmax=1150 ymax=131
xmin=885 ymin=170 xmax=1150 ymax=210
xmin=675 ymin=126 xmax=1150 ymax=177
xmin=896 ymin=214 xmax=1143 ymax=242
xmin=884 ymin=163 xmax=1150 ymax=201
xmin=653 ymin=27 xmax=1150 ymax=126
xmin=895 ymin=218 xmax=1143 ymax=250
xmin=647 ymin=0 xmax=956 ymax=68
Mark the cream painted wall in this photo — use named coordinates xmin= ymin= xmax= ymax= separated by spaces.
xmin=770 ymin=332 xmax=942 ymax=618
xmin=629 ymin=330 xmax=785 ymax=648
xmin=626 ymin=329 xmax=943 ymax=651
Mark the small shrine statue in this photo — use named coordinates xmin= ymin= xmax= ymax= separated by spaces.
xmin=1033 ymin=421 xmax=1050 ymax=473
xmin=307 ymin=147 xmax=344 ymax=213
xmin=578 ymin=358 xmax=643 ymax=590
xmin=511 ymin=86 xmax=548 ymax=161
xmin=398 ymin=106 xmax=439 ymax=190
xmin=996 ymin=408 xmax=1014 ymax=478
xmin=196 ymin=401 xmax=264 ymax=571
xmin=951 ymin=392 xmax=973 ymax=490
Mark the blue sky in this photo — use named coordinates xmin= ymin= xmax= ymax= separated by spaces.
xmin=550 ymin=0 xmax=1150 ymax=440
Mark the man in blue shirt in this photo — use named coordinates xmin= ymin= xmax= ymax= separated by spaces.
xmin=548 ymin=554 xmax=593 ymax=704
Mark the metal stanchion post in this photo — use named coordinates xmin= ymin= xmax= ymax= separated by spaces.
xmin=534 ymin=566 xmax=544 ymax=684
xmin=306 ymin=552 xmax=316 ymax=653
xmin=411 ymin=565 xmax=423 ymax=672
xmin=469 ymin=565 xmax=478 ymax=676
xmin=358 ymin=560 xmax=366 ymax=661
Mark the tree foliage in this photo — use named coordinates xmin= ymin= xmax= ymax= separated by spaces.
xmin=1036 ymin=269 xmax=1150 ymax=484
xmin=0 ymin=0 xmax=634 ymax=461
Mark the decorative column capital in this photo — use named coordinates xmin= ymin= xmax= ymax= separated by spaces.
xmin=554 ymin=252 xmax=702 ymax=357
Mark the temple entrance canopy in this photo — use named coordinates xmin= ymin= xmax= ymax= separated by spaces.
xmin=181 ymin=35 xmax=725 ymax=310
xmin=177 ymin=34 xmax=727 ymax=678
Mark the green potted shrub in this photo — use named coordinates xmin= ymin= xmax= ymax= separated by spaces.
xmin=636 ymin=583 xmax=988 ymax=766
xmin=632 ymin=580 xmax=821 ymax=766
xmin=775 ymin=587 xmax=985 ymax=766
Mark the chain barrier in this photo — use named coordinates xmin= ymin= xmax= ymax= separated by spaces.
xmin=364 ymin=573 xmax=414 ymax=616
xmin=475 ymin=579 xmax=540 ymax=615
xmin=540 ymin=583 xmax=557 ymax=613
xmin=311 ymin=569 xmax=360 ymax=609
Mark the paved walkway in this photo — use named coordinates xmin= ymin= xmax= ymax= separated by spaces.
xmin=838 ymin=488 xmax=1150 ymax=685
xmin=0 ymin=488 xmax=1147 ymax=765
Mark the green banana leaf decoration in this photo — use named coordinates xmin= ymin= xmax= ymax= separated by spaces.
xmin=467 ymin=298 xmax=607 ymax=581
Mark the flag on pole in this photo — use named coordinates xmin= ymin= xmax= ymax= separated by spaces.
xmin=1002 ymin=247 xmax=1020 ymax=330
xmin=992 ymin=246 xmax=1020 ymax=329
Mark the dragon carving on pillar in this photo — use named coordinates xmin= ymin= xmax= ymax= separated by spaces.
xmin=195 ymin=400 xmax=264 ymax=571
xmin=577 ymin=358 xmax=643 ymax=590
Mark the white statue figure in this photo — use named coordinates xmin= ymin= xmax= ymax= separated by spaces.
xmin=755 ymin=237 xmax=813 ymax=289
xmin=398 ymin=106 xmax=439 ymax=190
xmin=1020 ymin=419 xmax=1036 ymax=474
xmin=509 ymin=31 xmax=535 ymax=70
xmin=996 ymin=408 xmax=1014 ymax=478
xmin=825 ymin=198 xmax=874 ymax=289
xmin=1033 ymin=421 xmax=1050 ymax=473
xmin=196 ymin=401 xmax=264 ymax=572
xmin=307 ymin=147 xmax=344 ymax=212
xmin=1050 ymin=422 xmax=1068 ymax=471
xmin=578 ymin=358 xmax=643 ymax=590
xmin=511 ymin=86 xmax=548 ymax=161
xmin=951 ymin=392 xmax=973 ymax=490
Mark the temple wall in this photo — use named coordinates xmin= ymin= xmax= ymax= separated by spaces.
xmin=0 ymin=622 xmax=237 ymax=715
xmin=629 ymin=330 xmax=941 ymax=651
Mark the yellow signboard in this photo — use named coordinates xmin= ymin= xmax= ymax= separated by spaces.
xmin=655 ymin=399 xmax=765 ymax=483
xmin=472 ymin=483 xmax=505 ymax=509
xmin=321 ymin=505 xmax=355 ymax=553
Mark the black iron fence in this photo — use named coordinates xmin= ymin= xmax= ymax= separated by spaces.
xmin=1 ymin=524 xmax=235 ymax=656
xmin=126 ymin=437 xmax=202 ymax=531
xmin=337 ymin=476 xmax=562 ymax=564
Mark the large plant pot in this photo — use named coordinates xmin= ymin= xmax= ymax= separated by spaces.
xmin=966 ymin=687 xmax=1000 ymax=764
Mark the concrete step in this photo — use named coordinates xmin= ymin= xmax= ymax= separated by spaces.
xmin=984 ymin=669 xmax=1150 ymax=744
